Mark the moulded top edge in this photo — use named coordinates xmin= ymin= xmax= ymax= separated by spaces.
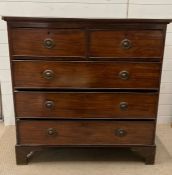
xmin=2 ymin=16 xmax=172 ymax=24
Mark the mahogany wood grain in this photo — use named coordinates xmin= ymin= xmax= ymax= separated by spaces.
xmin=13 ymin=61 xmax=161 ymax=89
xmin=3 ymin=16 xmax=171 ymax=164
xmin=17 ymin=120 xmax=155 ymax=145
xmin=15 ymin=92 xmax=158 ymax=119
xmin=11 ymin=29 xmax=86 ymax=57
xmin=90 ymin=30 xmax=163 ymax=59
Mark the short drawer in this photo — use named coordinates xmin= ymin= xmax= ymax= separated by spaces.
xmin=15 ymin=92 xmax=158 ymax=119
xmin=90 ymin=30 xmax=163 ymax=60
xmin=13 ymin=61 xmax=161 ymax=89
xmin=17 ymin=120 xmax=155 ymax=145
xmin=11 ymin=28 xmax=86 ymax=57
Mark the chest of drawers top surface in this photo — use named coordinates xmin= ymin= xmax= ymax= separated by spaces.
xmin=3 ymin=17 xmax=172 ymax=165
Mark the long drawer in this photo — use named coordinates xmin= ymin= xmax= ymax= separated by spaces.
xmin=15 ymin=92 xmax=158 ymax=119
xmin=17 ymin=120 xmax=155 ymax=145
xmin=13 ymin=61 xmax=161 ymax=89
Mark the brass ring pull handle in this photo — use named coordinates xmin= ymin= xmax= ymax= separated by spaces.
xmin=43 ymin=38 xmax=55 ymax=49
xmin=119 ymin=70 xmax=129 ymax=80
xmin=42 ymin=70 xmax=54 ymax=80
xmin=115 ymin=128 xmax=127 ymax=137
xmin=121 ymin=39 xmax=132 ymax=49
xmin=47 ymin=128 xmax=57 ymax=136
xmin=45 ymin=100 xmax=54 ymax=109
xmin=120 ymin=102 xmax=128 ymax=111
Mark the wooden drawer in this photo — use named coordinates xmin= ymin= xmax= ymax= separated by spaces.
xmin=15 ymin=92 xmax=158 ymax=119
xmin=13 ymin=61 xmax=161 ymax=89
xmin=11 ymin=28 xmax=86 ymax=57
xmin=90 ymin=30 xmax=163 ymax=59
xmin=17 ymin=120 xmax=155 ymax=145
xmin=18 ymin=120 xmax=155 ymax=145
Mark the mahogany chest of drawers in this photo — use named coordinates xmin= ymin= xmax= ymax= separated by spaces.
xmin=3 ymin=17 xmax=172 ymax=165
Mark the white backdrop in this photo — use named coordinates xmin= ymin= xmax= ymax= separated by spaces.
xmin=0 ymin=0 xmax=172 ymax=125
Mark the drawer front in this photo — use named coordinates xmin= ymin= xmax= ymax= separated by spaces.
xmin=15 ymin=92 xmax=158 ymax=119
xmin=90 ymin=30 xmax=163 ymax=59
xmin=11 ymin=29 xmax=86 ymax=57
xmin=18 ymin=120 xmax=155 ymax=145
xmin=13 ymin=61 xmax=161 ymax=89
